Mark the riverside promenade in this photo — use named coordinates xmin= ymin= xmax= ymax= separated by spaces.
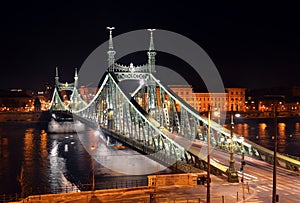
xmin=12 ymin=175 xmax=259 ymax=203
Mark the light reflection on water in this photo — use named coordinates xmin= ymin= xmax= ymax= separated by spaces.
xmin=0 ymin=124 xmax=155 ymax=196
xmin=232 ymin=118 xmax=300 ymax=156
xmin=19 ymin=127 xmax=79 ymax=196
xmin=295 ymin=122 xmax=300 ymax=134
xmin=0 ymin=125 xmax=81 ymax=196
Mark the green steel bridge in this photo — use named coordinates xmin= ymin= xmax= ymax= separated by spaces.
xmin=49 ymin=28 xmax=300 ymax=183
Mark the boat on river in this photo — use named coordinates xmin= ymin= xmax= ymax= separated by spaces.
xmin=48 ymin=118 xmax=85 ymax=133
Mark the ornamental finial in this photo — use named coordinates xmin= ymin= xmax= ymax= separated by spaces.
xmin=107 ymin=27 xmax=115 ymax=50
xmin=55 ymin=66 xmax=59 ymax=77
xmin=147 ymin=29 xmax=155 ymax=51
xmin=74 ymin=68 xmax=78 ymax=78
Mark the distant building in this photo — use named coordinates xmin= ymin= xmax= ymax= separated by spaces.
xmin=169 ymin=85 xmax=246 ymax=112
xmin=256 ymin=95 xmax=286 ymax=112
xmin=285 ymin=96 xmax=300 ymax=112
xmin=226 ymin=88 xmax=247 ymax=111
xmin=0 ymin=89 xmax=33 ymax=111
xmin=31 ymin=83 xmax=54 ymax=111
xmin=79 ymin=86 xmax=99 ymax=102
xmin=44 ymin=82 xmax=53 ymax=101
xmin=193 ymin=92 xmax=228 ymax=112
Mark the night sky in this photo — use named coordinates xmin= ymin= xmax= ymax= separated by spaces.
xmin=1 ymin=1 xmax=300 ymax=92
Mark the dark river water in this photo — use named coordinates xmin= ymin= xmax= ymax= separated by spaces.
xmin=231 ymin=117 xmax=300 ymax=157
xmin=0 ymin=122 xmax=165 ymax=197
xmin=0 ymin=117 xmax=300 ymax=197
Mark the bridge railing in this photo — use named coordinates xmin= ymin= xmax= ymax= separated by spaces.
xmin=130 ymin=73 xmax=300 ymax=171
xmin=72 ymin=73 xmax=194 ymax=170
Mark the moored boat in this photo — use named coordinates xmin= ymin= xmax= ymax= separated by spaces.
xmin=48 ymin=118 xmax=85 ymax=133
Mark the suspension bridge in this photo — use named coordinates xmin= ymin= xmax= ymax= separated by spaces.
xmin=48 ymin=28 xmax=300 ymax=183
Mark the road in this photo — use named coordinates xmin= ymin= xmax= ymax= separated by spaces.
xmin=204 ymin=143 xmax=300 ymax=203
xmin=156 ymin=126 xmax=300 ymax=202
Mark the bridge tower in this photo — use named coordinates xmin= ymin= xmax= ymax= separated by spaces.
xmin=106 ymin=27 xmax=116 ymax=129
xmin=147 ymin=29 xmax=156 ymax=73
xmin=104 ymin=27 xmax=160 ymax=128
xmin=146 ymin=29 xmax=157 ymax=119
xmin=107 ymin=27 xmax=116 ymax=72
xmin=55 ymin=66 xmax=59 ymax=87
xmin=74 ymin=68 xmax=78 ymax=88
xmin=49 ymin=67 xmax=86 ymax=112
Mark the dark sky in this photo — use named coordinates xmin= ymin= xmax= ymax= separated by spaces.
xmin=1 ymin=1 xmax=300 ymax=91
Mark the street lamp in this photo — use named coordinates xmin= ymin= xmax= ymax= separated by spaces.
xmin=207 ymin=107 xmax=211 ymax=203
xmin=227 ymin=113 xmax=239 ymax=183
xmin=272 ymin=103 xmax=278 ymax=203
xmin=213 ymin=108 xmax=221 ymax=145
xmin=90 ymin=145 xmax=96 ymax=191
xmin=240 ymin=136 xmax=246 ymax=201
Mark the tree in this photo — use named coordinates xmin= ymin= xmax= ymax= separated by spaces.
xmin=34 ymin=97 xmax=41 ymax=111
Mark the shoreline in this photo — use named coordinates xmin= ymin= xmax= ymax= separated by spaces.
xmin=0 ymin=111 xmax=51 ymax=123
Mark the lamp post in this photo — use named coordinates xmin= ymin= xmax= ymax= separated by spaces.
xmin=91 ymin=145 xmax=96 ymax=191
xmin=207 ymin=107 xmax=211 ymax=203
xmin=214 ymin=108 xmax=221 ymax=146
xmin=240 ymin=136 xmax=245 ymax=201
xmin=272 ymin=103 xmax=278 ymax=203
xmin=227 ymin=112 xmax=239 ymax=183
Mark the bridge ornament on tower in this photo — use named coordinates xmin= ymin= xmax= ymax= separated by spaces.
xmin=111 ymin=29 xmax=156 ymax=82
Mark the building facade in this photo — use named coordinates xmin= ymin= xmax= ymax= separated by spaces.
xmin=226 ymin=88 xmax=247 ymax=111
xmin=169 ymin=85 xmax=246 ymax=112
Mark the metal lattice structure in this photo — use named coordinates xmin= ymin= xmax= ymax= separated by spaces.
xmin=73 ymin=72 xmax=194 ymax=170
xmin=49 ymin=67 xmax=87 ymax=112
xmin=48 ymin=87 xmax=69 ymax=111
xmin=49 ymin=28 xmax=300 ymax=175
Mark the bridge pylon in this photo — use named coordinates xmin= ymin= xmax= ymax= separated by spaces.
xmin=49 ymin=67 xmax=87 ymax=112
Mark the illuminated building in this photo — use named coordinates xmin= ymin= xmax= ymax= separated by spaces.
xmin=169 ymin=85 xmax=246 ymax=112
xmin=0 ymin=89 xmax=33 ymax=111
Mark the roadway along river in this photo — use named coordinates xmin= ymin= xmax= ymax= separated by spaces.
xmin=209 ymin=147 xmax=300 ymax=202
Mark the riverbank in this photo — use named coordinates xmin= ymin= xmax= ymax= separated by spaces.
xmin=235 ymin=111 xmax=300 ymax=119
xmin=9 ymin=174 xmax=257 ymax=203
xmin=0 ymin=111 xmax=51 ymax=123
xmin=211 ymin=111 xmax=300 ymax=124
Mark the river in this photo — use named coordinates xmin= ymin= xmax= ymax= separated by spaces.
xmin=231 ymin=117 xmax=300 ymax=157
xmin=0 ymin=117 xmax=300 ymax=197
xmin=0 ymin=122 xmax=167 ymax=197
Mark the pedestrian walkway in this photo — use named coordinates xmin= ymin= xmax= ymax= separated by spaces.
xmin=11 ymin=175 xmax=263 ymax=203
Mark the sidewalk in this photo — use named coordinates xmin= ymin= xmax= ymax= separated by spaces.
xmin=13 ymin=175 xmax=259 ymax=203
